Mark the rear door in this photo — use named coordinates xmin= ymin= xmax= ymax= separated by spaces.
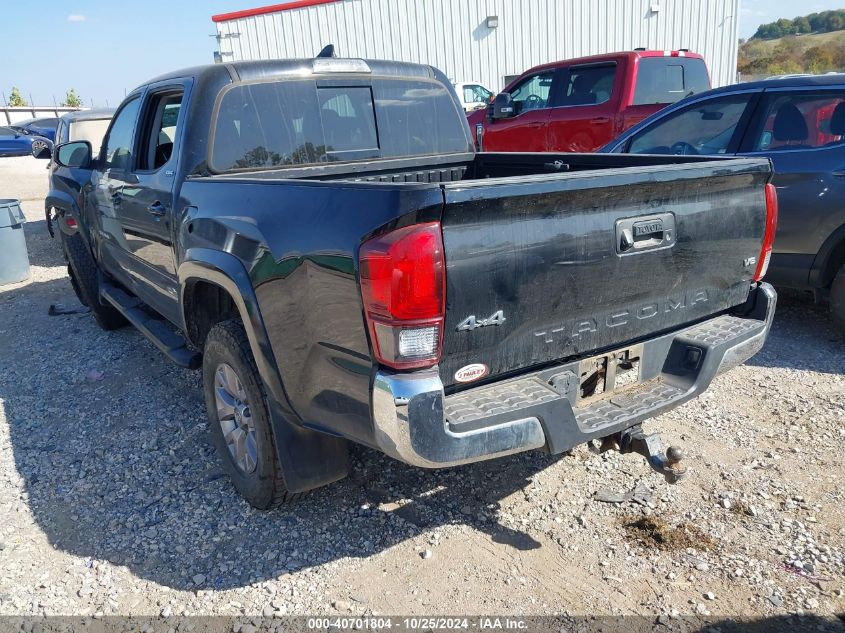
xmin=546 ymin=63 xmax=620 ymax=152
xmin=739 ymin=86 xmax=845 ymax=284
xmin=438 ymin=158 xmax=771 ymax=389
xmin=481 ymin=70 xmax=557 ymax=151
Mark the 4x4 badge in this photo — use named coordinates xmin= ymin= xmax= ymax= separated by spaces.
xmin=456 ymin=310 xmax=506 ymax=331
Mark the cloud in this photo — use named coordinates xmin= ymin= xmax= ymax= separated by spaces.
xmin=67 ymin=14 xmax=86 ymax=22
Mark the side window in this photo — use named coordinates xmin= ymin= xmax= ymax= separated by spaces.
xmin=469 ymin=85 xmax=492 ymax=103
xmin=748 ymin=91 xmax=845 ymax=152
xmin=509 ymin=72 xmax=555 ymax=114
xmin=560 ymin=65 xmax=616 ymax=106
xmin=463 ymin=87 xmax=474 ymax=103
xmin=55 ymin=121 xmax=66 ymax=145
xmin=103 ymin=98 xmax=141 ymax=171
xmin=628 ymin=94 xmax=752 ymax=155
xmin=139 ymin=91 xmax=183 ymax=171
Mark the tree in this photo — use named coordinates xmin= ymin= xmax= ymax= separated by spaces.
xmin=825 ymin=13 xmax=844 ymax=32
xmin=793 ymin=16 xmax=811 ymax=34
xmin=8 ymin=86 xmax=27 ymax=107
xmin=61 ymin=89 xmax=82 ymax=108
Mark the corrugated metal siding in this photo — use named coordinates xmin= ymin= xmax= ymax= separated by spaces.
xmin=216 ymin=0 xmax=740 ymax=89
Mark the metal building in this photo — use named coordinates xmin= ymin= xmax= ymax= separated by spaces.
xmin=212 ymin=0 xmax=741 ymax=90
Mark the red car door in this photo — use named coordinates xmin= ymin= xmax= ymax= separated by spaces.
xmin=478 ymin=70 xmax=557 ymax=152
xmin=546 ymin=63 xmax=621 ymax=152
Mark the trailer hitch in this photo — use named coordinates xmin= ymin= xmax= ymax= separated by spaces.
xmin=593 ymin=425 xmax=687 ymax=484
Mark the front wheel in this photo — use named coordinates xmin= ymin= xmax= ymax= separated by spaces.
xmin=62 ymin=232 xmax=126 ymax=330
xmin=829 ymin=263 xmax=845 ymax=331
xmin=202 ymin=319 xmax=297 ymax=508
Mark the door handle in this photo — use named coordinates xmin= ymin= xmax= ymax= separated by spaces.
xmin=832 ymin=170 xmax=845 ymax=179
xmin=591 ymin=117 xmax=611 ymax=124
xmin=147 ymin=201 xmax=167 ymax=217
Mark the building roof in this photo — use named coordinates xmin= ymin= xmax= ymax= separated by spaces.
xmin=212 ymin=0 xmax=339 ymax=23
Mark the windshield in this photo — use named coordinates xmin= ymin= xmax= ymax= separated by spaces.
xmin=211 ymin=77 xmax=471 ymax=172
xmin=69 ymin=119 xmax=113 ymax=155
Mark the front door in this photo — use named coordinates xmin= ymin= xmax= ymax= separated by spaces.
xmin=482 ymin=70 xmax=557 ymax=152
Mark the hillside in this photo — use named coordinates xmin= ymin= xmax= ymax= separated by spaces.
xmin=738 ymin=30 xmax=845 ymax=77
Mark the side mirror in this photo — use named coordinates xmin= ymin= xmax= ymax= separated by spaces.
xmin=55 ymin=141 xmax=92 ymax=169
xmin=32 ymin=140 xmax=54 ymax=160
xmin=492 ymin=92 xmax=516 ymax=120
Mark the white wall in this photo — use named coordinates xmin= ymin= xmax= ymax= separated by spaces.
xmin=215 ymin=0 xmax=741 ymax=90
xmin=1 ymin=107 xmax=82 ymax=126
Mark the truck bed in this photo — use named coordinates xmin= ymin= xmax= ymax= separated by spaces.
xmin=195 ymin=152 xmax=771 ymax=390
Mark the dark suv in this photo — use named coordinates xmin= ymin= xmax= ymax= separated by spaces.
xmin=603 ymin=74 xmax=845 ymax=328
xmin=41 ymin=109 xmax=114 ymax=236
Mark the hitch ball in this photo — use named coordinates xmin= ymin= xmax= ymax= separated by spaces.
xmin=618 ymin=426 xmax=688 ymax=484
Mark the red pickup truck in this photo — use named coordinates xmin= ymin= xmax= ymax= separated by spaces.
xmin=469 ymin=50 xmax=710 ymax=153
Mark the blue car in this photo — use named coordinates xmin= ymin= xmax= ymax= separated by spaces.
xmin=0 ymin=126 xmax=50 ymax=157
xmin=601 ymin=74 xmax=845 ymax=328
xmin=10 ymin=117 xmax=59 ymax=142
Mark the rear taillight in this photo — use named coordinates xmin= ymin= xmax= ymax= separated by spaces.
xmin=359 ymin=222 xmax=445 ymax=370
xmin=753 ymin=183 xmax=779 ymax=282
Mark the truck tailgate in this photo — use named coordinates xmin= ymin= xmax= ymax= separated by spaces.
xmin=439 ymin=158 xmax=771 ymax=390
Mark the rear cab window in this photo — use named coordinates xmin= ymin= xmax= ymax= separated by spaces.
xmin=210 ymin=77 xmax=470 ymax=172
xmin=633 ymin=57 xmax=710 ymax=105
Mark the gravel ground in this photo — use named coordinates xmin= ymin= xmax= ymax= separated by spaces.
xmin=0 ymin=156 xmax=843 ymax=628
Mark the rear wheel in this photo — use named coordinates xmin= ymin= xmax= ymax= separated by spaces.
xmin=62 ymin=232 xmax=126 ymax=330
xmin=829 ymin=263 xmax=845 ymax=331
xmin=202 ymin=319 xmax=297 ymax=508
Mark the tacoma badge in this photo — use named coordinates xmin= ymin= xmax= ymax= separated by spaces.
xmin=456 ymin=310 xmax=506 ymax=331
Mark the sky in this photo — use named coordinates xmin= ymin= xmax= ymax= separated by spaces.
xmin=1 ymin=0 xmax=843 ymax=107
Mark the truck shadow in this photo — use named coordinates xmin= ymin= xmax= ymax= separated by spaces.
xmin=21 ymin=218 xmax=66 ymax=269
xmin=745 ymin=288 xmax=845 ymax=375
xmin=2 ymin=273 xmax=841 ymax=592
xmin=0 ymin=273 xmax=549 ymax=592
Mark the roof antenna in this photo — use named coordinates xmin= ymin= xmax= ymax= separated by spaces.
xmin=317 ymin=44 xmax=336 ymax=58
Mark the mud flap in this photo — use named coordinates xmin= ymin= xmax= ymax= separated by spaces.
xmin=267 ymin=398 xmax=349 ymax=493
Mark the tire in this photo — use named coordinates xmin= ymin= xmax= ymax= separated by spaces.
xmin=62 ymin=232 xmax=126 ymax=331
xmin=31 ymin=139 xmax=47 ymax=155
xmin=202 ymin=319 xmax=297 ymax=508
xmin=830 ymin=263 xmax=845 ymax=331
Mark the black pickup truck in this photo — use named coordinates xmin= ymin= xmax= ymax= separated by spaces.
xmin=44 ymin=57 xmax=778 ymax=508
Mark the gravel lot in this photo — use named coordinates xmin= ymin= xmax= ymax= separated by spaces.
xmin=0 ymin=156 xmax=843 ymax=628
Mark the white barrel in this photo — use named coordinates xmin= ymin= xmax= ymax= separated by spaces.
xmin=0 ymin=199 xmax=30 ymax=285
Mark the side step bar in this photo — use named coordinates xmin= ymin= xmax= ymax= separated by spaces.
xmin=100 ymin=282 xmax=201 ymax=369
